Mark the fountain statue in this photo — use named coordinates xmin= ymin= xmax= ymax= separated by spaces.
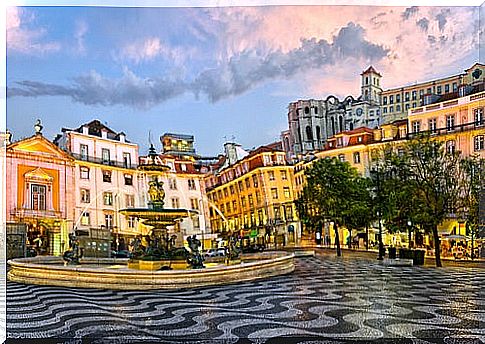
xmin=63 ymin=233 xmax=83 ymax=265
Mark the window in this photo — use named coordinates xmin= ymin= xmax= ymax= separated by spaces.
xmin=255 ymin=191 xmax=261 ymax=204
xmin=396 ymin=105 xmax=401 ymax=112
xmin=190 ymin=198 xmax=199 ymax=210
xmin=245 ymin=178 xmax=251 ymax=188
xmin=419 ymin=89 xmax=424 ymax=98
xmin=31 ymin=184 xmax=46 ymax=210
xmin=103 ymin=192 xmax=113 ymax=206
xmin=412 ymin=90 xmax=417 ymax=100
xmin=446 ymin=114 xmax=455 ymax=131
xmin=337 ymin=137 xmax=343 ymax=147
xmin=124 ymin=174 xmax=133 ymax=185
xmin=125 ymin=194 xmax=135 ymax=208
xmin=102 ymin=148 xmax=110 ymax=164
xmin=169 ymin=178 xmax=177 ymax=190
xmin=306 ymin=126 xmax=313 ymax=141
xmin=314 ymin=107 xmax=318 ymax=114
xmin=230 ymin=185 xmax=235 ymax=194
xmin=446 ymin=140 xmax=456 ymax=154
xmin=268 ymin=171 xmax=275 ymax=180
xmin=80 ymin=144 xmax=88 ymax=160
xmin=223 ymin=187 xmax=228 ymax=197
xmin=437 ymin=85 xmax=442 ymax=94
xmin=445 ymin=84 xmax=450 ymax=93
xmin=285 ymin=205 xmax=293 ymax=221
xmin=241 ymin=196 xmax=247 ymax=208
xmin=248 ymin=194 xmax=254 ymax=208
xmin=405 ymin=104 xmax=410 ymax=111
xmin=474 ymin=108 xmax=484 ymax=126
xmin=338 ymin=154 xmax=345 ymax=162
xmin=412 ymin=102 xmax=417 ymax=108
xmin=280 ymin=170 xmax=287 ymax=180
xmin=192 ymin=216 xmax=200 ymax=229
xmin=123 ymin=152 xmax=131 ymax=168
xmin=238 ymin=181 xmax=244 ymax=191
xmin=396 ymin=94 xmax=401 ymax=103
xmin=283 ymin=187 xmax=290 ymax=199
xmin=232 ymin=200 xmax=237 ymax=212
xmin=171 ymin=197 xmax=180 ymax=208
xmin=426 ymin=87 xmax=431 ymax=94
xmin=365 ymin=77 xmax=369 ymax=85
xmin=252 ymin=175 xmax=258 ymax=187
xmin=389 ymin=106 xmax=394 ymax=113
xmin=389 ymin=95 xmax=394 ymax=104
xmin=304 ymin=106 xmax=310 ymax=114
xmin=128 ymin=216 xmax=136 ymax=228
xmin=405 ymin=92 xmax=409 ymax=101
xmin=383 ymin=96 xmax=387 ymax=105
xmin=105 ymin=214 xmax=113 ymax=229
xmin=271 ymin=188 xmax=278 ymax=199
xmin=453 ymin=82 xmax=457 ymax=91
xmin=353 ymin=152 xmax=361 ymax=164
xmin=412 ymin=120 xmax=421 ymax=133
xmin=428 ymin=118 xmax=437 ymax=133
xmin=81 ymin=212 xmax=90 ymax=226
xmin=474 ymin=135 xmax=485 ymax=151
xmin=102 ymin=170 xmax=111 ymax=183
xmin=383 ymin=107 xmax=387 ymax=114
xmin=80 ymin=189 xmax=90 ymax=203
xmin=226 ymin=202 xmax=231 ymax=213
xmin=180 ymin=164 xmax=187 ymax=172
xmin=188 ymin=179 xmax=196 ymax=190
xmin=80 ymin=166 xmax=90 ymax=179
xmin=274 ymin=206 xmax=281 ymax=220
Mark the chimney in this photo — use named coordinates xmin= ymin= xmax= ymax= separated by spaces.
xmin=82 ymin=125 xmax=89 ymax=135
xmin=101 ymin=129 xmax=108 ymax=139
xmin=119 ymin=132 xmax=126 ymax=143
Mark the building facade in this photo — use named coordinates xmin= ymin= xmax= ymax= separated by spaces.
xmin=205 ymin=143 xmax=300 ymax=247
xmin=54 ymin=120 xmax=140 ymax=255
xmin=6 ymin=123 xmax=75 ymax=256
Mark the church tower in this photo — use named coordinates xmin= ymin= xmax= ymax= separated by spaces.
xmin=360 ymin=66 xmax=382 ymax=105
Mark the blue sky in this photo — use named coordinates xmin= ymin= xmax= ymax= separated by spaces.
xmin=6 ymin=4 xmax=481 ymax=156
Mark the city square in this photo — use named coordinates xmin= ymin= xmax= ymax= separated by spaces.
xmin=5 ymin=253 xmax=485 ymax=343
xmin=3 ymin=2 xmax=485 ymax=343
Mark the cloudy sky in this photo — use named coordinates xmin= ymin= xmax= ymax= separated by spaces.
xmin=6 ymin=3 xmax=481 ymax=156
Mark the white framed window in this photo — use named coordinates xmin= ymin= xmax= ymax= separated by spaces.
xmin=353 ymin=152 xmax=361 ymax=164
xmin=169 ymin=178 xmax=177 ymax=190
xmin=474 ymin=108 xmax=484 ymax=126
xmin=190 ymin=198 xmax=199 ymax=210
xmin=125 ymin=194 xmax=135 ymax=208
xmin=474 ymin=135 xmax=485 ymax=151
xmin=80 ymin=144 xmax=88 ymax=160
xmin=268 ymin=171 xmax=275 ymax=180
xmin=80 ymin=166 xmax=90 ymax=179
xmin=102 ymin=170 xmax=111 ymax=183
xmin=428 ymin=118 xmax=437 ymax=133
xmin=103 ymin=192 xmax=113 ymax=206
xmin=128 ymin=216 xmax=136 ymax=228
xmin=105 ymin=213 xmax=113 ymax=229
xmin=81 ymin=212 xmax=90 ymax=226
xmin=31 ymin=184 xmax=46 ymax=210
xmin=171 ymin=197 xmax=180 ymax=208
xmin=412 ymin=120 xmax=421 ymax=133
xmin=80 ymin=188 xmax=90 ymax=203
xmin=188 ymin=179 xmax=196 ymax=190
xmin=446 ymin=114 xmax=455 ymax=131
xmin=102 ymin=148 xmax=110 ymax=164
xmin=446 ymin=140 xmax=456 ymax=154
xmin=123 ymin=152 xmax=131 ymax=168
xmin=283 ymin=187 xmax=291 ymax=199
xmin=338 ymin=154 xmax=345 ymax=162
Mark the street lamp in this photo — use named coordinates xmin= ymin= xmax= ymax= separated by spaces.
xmin=370 ymin=166 xmax=384 ymax=260
xmin=407 ymin=220 xmax=413 ymax=249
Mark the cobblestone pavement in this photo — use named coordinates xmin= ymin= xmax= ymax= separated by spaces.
xmin=6 ymin=256 xmax=485 ymax=344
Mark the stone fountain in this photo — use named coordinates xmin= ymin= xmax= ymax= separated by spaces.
xmin=118 ymin=144 xmax=203 ymax=270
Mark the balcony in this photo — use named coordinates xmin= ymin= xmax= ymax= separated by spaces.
xmin=407 ymin=121 xmax=485 ymax=139
xmin=12 ymin=208 xmax=63 ymax=219
xmin=71 ymin=153 xmax=137 ymax=169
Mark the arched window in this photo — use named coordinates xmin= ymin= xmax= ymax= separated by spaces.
xmin=316 ymin=126 xmax=321 ymax=142
xmin=365 ymin=90 xmax=369 ymax=100
xmin=297 ymin=127 xmax=302 ymax=144
xmin=284 ymin=137 xmax=290 ymax=151
xmin=304 ymin=106 xmax=310 ymax=114
xmin=306 ymin=126 xmax=313 ymax=141
xmin=349 ymin=122 xmax=354 ymax=130
xmin=339 ymin=116 xmax=343 ymax=132
xmin=331 ymin=118 xmax=336 ymax=135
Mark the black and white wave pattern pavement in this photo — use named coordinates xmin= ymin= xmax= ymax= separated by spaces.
xmin=6 ymin=256 xmax=485 ymax=344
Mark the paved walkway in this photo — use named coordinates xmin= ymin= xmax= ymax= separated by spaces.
xmin=6 ymin=256 xmax=485 ymax=343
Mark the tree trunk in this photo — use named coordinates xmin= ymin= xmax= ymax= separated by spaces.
xmin=348 ymin=228 xmax=352 ymax=249
xmin=432 ymin=226 xmax=442 ymax=267
xmin=334 ymin=222 xmax=341 ymax=257
xmin=365 ymin=226 xmax=369 ymax=250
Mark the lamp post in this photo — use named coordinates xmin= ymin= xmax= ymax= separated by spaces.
xmin=371 ymin=167 xmax=384 ymax=260
xmin=407 ymin=220 xmax=413 ymax=248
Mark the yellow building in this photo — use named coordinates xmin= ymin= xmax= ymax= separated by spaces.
xmin=381 ymin=62 xmax=485 ymax=123
xmin=204 ymin=144 xmax=300 ymax=247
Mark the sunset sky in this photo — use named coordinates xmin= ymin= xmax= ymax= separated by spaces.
xmin=6 ymin=2 xmax=482 ymax=156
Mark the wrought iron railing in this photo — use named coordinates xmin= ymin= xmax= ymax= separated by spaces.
xmin=71 ymin=153 xmax=137 ymax=169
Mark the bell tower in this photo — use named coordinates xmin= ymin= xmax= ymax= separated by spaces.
xmin=361 ymin=66 xmax=382 ymax=105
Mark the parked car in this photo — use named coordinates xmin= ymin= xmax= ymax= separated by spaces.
xmin=204 ymin=248 xmax=226 ymax=257
xmin=111 ymin=250 xmax=132 ymax=258
xmin=242 ymin=243 xmax=265 ymax=253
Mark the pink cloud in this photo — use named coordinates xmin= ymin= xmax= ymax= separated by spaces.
xmin=7 ymin=7 xmax=60 ymax=55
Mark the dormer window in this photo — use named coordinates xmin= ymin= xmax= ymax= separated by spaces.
xmin=358 ymin=136 xmax=363 ymax=143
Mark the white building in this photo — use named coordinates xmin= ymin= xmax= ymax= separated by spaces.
xmin=54 ymin=120 xmax=140 ymax=255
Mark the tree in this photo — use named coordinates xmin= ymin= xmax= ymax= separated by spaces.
xmin=458 ymin=155 xmax=485 ymax=259
xmin=296 ymin=157 xmax=371 ymax=257
xmin=378 ymin=134 xmax=465 ymax=267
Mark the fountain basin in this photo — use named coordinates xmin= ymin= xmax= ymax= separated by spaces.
xmin=7 ymin=251 xmax=294 ymax=290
